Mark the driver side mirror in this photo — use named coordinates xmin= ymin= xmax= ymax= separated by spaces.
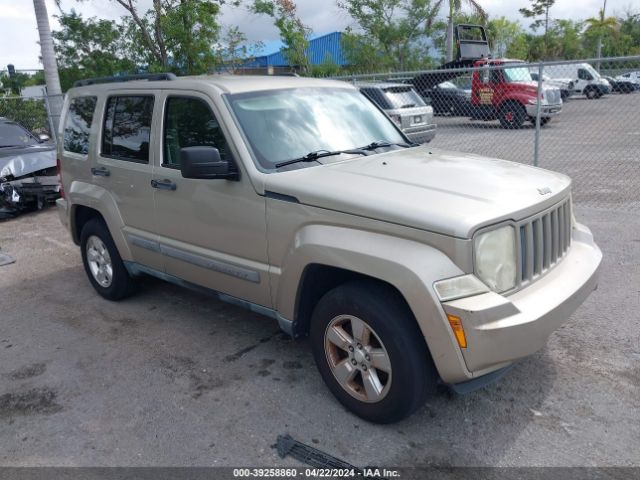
xmin=179 ymin=146 xmax=239 ymax=180
xmin=38 ymin=133 xmax=50 ymax=143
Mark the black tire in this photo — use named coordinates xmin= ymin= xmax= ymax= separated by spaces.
xmin=310 ymin=281 xmax=437 ymax=423
xmin=585 ymin=87 xmax=598 ymax=99
xmin=528 ymin=116 xmax=551 ymax=126
xmin=80 ymin=218 xmax=135 ymax=301
xmin=498 ymin=102 xmax=526 ymax=129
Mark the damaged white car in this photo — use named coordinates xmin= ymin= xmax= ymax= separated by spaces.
xmin=0 ymin=117 xmax=60 ymax=218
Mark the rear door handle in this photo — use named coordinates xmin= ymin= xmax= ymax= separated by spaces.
xmin=91 ymin=166 xmax=110 ymax=177
xmin=151 ymin=179 xmax=177 ymax=191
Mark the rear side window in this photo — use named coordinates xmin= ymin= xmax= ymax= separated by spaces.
xmin=63 ymin=96 xmax=97 ymax=154
xmin=102 ymin=95 xmax=154 ymax=163
xmin=163 ymin=97 xmax=229 ymax=168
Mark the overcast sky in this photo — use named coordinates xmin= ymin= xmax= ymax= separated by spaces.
xmin=0 ymin=0 xmax=633 ymax=70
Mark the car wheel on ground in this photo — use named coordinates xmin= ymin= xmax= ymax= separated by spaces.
xmin=499 ymin=102 xmax=526 ymax=129
xmin=310 ymin=281 xmax=437 ymax=423
xmin=80 ymin=218 xmax=136 ymax=301
xmin=529 ymin=116 xmax=551 ymax=126
xmin=585 ymin=87 xmax=599 ymax=99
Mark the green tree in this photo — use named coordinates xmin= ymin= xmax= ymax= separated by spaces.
xmin=519 ymin=0 xmax=555 ymax=58
xmin=160 ymin=0 xmax=224 ymax=73
xmin=614 ymin=10 xmax=640 ymax=56
xmin=486 ymin=17 xmax=525 ymax=58
xmin=72 ymin=0 xmax=233 ymax=74
xmin=216 ymin=26 xmax=264 ymax=73
xmin=432 ymin=0 xmax=487 ymax=62
xmin=584 ymin=8 xmax=618 ymax=67
xmin=337 ymin=0 xmax=439 ymax=72
xmin=544 ymin=19 xmax=585 ymax=59
xmin=252 ymin=0 xmax=311 ymax=72
xmin=52 ymin=10 xmax=136 ymax=89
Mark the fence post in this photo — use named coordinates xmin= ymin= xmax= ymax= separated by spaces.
xmin=533 ymin=62 xmax=544 ymax=167
xmin=43 ymin=94 xmax=57 ymax=143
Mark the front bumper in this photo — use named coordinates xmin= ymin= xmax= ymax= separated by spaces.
xmin=441 ymin=222 xmax=601 ymax=377
xmin=404 ymin=124 xmax=436 ymax=144
xmin=526 ymin=103 xmax=562 ymax=117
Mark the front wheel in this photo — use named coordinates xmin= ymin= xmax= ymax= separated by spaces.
xmin=310 ymin=281 xmax=437 ymax=423
xmin=498 ymin=102 xmax=526 ymax=129
xmin=585 ymin=87 xmax=599 ymax=99
xmin=529 ymin=116 xmax=551 ymax=126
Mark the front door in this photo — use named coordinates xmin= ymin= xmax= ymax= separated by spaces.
xmin=576 ymin=68 xmax=593 ymax=93
xmin=151 ymin=92 xmax=271 ymax=308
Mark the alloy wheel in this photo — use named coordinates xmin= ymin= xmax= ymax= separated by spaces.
xmin=324 ymin=315 xmax=392 ymax=403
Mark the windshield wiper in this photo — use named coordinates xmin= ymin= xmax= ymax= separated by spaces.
xmin=358 ymin=141 xmax=419 ymax=150
xmin=275 ymin=149 xmax=367 ymax=169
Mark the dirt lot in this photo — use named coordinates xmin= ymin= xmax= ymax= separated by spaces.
xmin=0 ymin=92 xmax=639 ymax=468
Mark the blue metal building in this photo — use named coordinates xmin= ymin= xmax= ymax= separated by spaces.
xmin=240 ymin=32 xmax=347 ymax=68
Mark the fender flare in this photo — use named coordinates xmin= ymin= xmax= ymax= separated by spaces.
xmin=68 ymin=181 xmax=132 ymax=261
xmin=274 ymin=224 xmax=473 ymax=382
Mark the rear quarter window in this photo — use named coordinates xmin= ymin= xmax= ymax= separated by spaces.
xmin=63 ymin=96 xmax=97 ymax=154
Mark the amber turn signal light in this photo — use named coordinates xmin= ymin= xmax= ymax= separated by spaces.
xmin=447 ymin=314 xmax=467 ymax=349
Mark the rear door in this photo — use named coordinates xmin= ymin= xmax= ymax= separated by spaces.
xmin=150 ymin=91 xmax=271 ymax=308
xmin=93 ymin=93 xmax=164 ymax=271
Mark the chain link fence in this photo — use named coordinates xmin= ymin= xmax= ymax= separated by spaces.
xmin=338 ymin=55 xmax=640 ymax=213
xmin=0 ymin=69 xmax=58 ymax=140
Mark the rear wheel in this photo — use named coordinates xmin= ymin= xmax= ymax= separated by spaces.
xmin=310 ymin=281 xmax=437 ymax=423
xmin=498 ymin=102 xmax=526 ymax=129
xmin=80 ymin=218 xmax=135 ymax=300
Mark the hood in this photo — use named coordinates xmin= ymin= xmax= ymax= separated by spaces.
xmin=0 ymin=144 xmax=56 ymax=179
xmin=264 ymin=146 xmax=571 ymax=238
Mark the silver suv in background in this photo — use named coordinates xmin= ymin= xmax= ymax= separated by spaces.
xmin=359 ymin=83 xmax=436 ymax=143
xmin=57 ymin=74 xmax=601 ymax=423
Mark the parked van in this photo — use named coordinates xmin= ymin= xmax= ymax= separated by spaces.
xmin=545 ymin=63 xmax=610 ymax=99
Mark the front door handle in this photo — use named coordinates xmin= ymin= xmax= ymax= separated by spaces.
xmin=151 ymin=179 xmax=177 ymax=191
xmin=91 ymin=166 xmax=110 ymax=177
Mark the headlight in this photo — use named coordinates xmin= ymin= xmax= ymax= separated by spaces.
xmin=474 ymin=225 xmax=517 ymax=293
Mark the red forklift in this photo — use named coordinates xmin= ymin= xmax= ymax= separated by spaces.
xmin=412 ymin=25 xmax=562 ymax=129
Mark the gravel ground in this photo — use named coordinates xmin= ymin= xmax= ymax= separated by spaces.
xmin=0 ymin=205 xmax=638 ymax=468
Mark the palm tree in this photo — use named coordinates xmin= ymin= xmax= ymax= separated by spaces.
xmin=33 ymin=0 xmax=63 ymax=138
xmin=433 ymin=0 xmax=487 ymax=62
xmin=585 ymin=2 xmax=618 ymax=70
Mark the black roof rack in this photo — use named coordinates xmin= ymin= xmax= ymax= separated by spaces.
xmin=73 ymin=72 xmax=177 ymax=88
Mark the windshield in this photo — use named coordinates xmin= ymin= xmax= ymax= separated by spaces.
xmin=583 ymin=64 xmax=601 ymax=79
xmin=0 ymin=122 xmax=38 ymax=147
xmin=503 ymin=65 xmax=533 ymax=83
xmin=228 ymin=87 xmax=405 ymax=171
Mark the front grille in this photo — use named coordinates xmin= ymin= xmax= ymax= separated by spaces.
xmin=546 ymin=88 xmax=561 ymax=105
xmin=517 ymin=197 xmax=572 ymax=287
